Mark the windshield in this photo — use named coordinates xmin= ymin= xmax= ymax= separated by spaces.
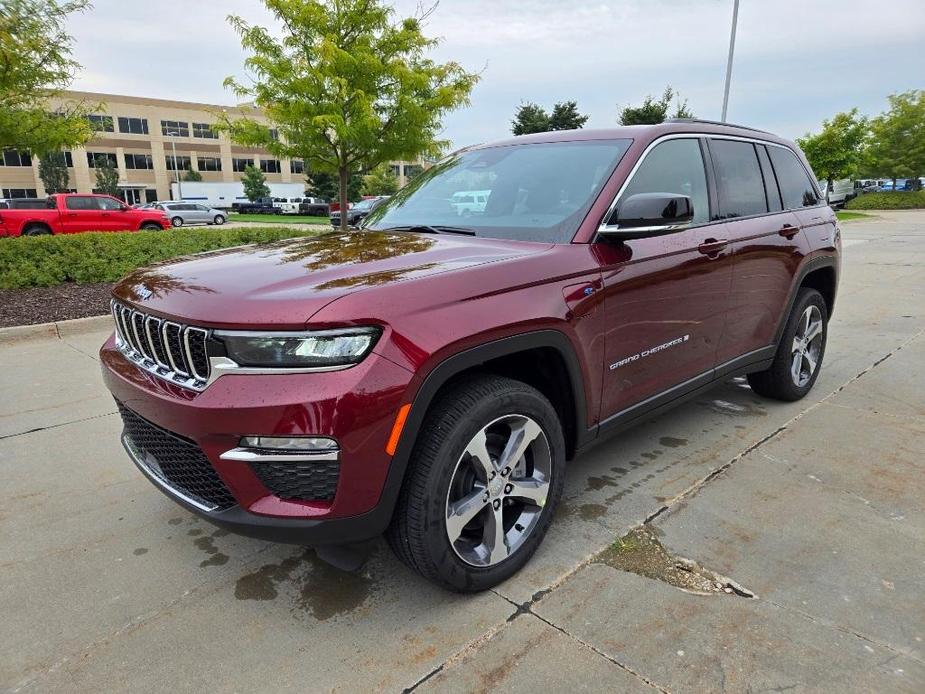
xmin=351 ymin=199 xmax=377 ymax=211
xmin=365 ymin=139 xmax=631 ymax=243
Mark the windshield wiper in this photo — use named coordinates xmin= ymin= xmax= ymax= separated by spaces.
xmin=378 ymin=224 xmax=476 ymax=236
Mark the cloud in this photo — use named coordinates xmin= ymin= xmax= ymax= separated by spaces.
xmin=68 ymin=0 xmax=925 ymax=148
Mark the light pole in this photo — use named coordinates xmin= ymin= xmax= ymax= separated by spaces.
xmin=166 ymin=129 xmax=182 ymax=200
xmin=721 ymin=0 xmax=740 ymax=122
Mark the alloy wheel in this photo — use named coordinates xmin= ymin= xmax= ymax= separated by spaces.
xmin=791 ymin=305 xmax=823 ymax=387
xmin=445 ymin=414 xmax=551 ymax=567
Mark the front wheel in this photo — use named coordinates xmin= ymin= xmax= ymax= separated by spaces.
xmin=387 ymin=375 xmax=565 ymax=591
xmin=140 ymin=222 xmax=162 ymax=231
xmin=213 ymin=215 xmax=225 ymax=225
xmin=171 ymin=216 xmax=183 ymax=228
xmin=747 ymin=288 xmax=828 ymax=401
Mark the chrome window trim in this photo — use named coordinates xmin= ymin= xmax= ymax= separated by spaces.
xmin=596 ymin=132 xmax=824 ymax=235
xmin=219 ymin=448 xmax=339 ymax=463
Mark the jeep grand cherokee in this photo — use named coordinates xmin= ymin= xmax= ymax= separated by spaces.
xmin=101 ymin=120 xmax=840 ymax=591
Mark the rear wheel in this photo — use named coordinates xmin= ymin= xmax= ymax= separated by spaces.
xmin=747 ymin=288 xmax=828 ymax=401
xmin=22 ymin=224 xmax=51 ymax=237
xmin=213 ymin=214 xmax=225 ymax=225
xmin=387 ymin=375 xmax=565 ymax=591
xmin=171 ymin=216 xmax=183 ymax=228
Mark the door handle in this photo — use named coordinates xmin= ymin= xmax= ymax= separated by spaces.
xmin=67 ymin=212 xmax=78 ymax=217
xmin=779 ymin=224 xmax=801 ymax=239
xmin=698 ymin=238 xmax=728 ymax=255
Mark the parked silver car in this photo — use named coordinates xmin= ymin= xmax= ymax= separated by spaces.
xmin=156 ymin=202 xmax=226 ymax=227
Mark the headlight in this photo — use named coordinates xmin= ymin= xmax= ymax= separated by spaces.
xmin=216 ymin=327 xmax=380 ymax=368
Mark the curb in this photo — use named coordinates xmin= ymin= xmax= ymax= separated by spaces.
xmin=0 ymin=313 xmax=111 ymax=345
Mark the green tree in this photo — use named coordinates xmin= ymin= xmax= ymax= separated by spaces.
xmin=219 ymin=0 xmax=478 ymax=229
xmin=307 ymin=170 xmax=360 ymax=201
xmin=0 ymin=0 xmax=96 ymax=154
xmin=183 ymin=168 xmax=203 ymax=182
xmin=38 ymin=151 xmax=70 ymax=193
xmin=796 ymin=109 xmax=867 ymax=186
xmin=619 ymin=86 xmax=693 ymax=125
xmin=362 ymin=163 xmax=399 ymax=196
xmin=864 ymin=90 xmax=925 ymax=190
xmin=241 ymin=164 xmax=270 ymax=201
xmin=93 ymin=155 xmax=120 ymax=197
xmin=549 ymin=101 xmax=590 ymax=131
xmin=511 ymin=102 xmax=550 ymax=135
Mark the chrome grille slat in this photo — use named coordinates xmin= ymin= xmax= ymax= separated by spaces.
xmin=111 ymin=301 xmax=209 ymax=391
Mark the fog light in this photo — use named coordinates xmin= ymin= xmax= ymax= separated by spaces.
xmin=240 ymin=436 xmax=338 ymax=451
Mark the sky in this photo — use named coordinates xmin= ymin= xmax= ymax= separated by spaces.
xmin=67 ymin=0 xmax=925 ymax=149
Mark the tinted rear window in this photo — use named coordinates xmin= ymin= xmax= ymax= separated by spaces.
xmin=767 ymin=146 xmax=820 ymax=209
xmin=65 ymin=196 xmax=98 ymax=210
xmin=710 ymin=139 xmax=767 ymax=218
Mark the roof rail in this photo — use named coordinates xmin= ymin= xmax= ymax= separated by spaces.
xmin=665 ymin=118 xmax=772 ymax=135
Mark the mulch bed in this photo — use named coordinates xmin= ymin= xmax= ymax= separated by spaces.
xmin=0 ymin=283 xmax=114 ymax=328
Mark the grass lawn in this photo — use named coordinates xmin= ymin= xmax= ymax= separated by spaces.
xmin=230 ymin=213 xmax=330 ymax=225
xmin=836 ymin=211 xmax=872 ymax=221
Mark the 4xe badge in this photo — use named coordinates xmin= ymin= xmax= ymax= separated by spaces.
xmin=610 ymin=334 xmax=690 ymax=370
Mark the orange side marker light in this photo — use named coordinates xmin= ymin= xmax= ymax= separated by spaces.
xmin=385 ymin=404 xmax=412 ymax=456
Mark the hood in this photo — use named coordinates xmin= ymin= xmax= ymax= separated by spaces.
xmin=113 ymin=230 xmax=549 ymax=328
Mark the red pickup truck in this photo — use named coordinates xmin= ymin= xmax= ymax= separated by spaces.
xmin=0 ymin=193 xmax=170 ymax=237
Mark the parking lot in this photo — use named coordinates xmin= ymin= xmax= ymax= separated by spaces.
xmin=2 ymin=211 xmax=923 ymax=693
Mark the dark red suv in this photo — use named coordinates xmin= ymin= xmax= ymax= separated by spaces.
xmin=101 ymin=120 xmax=840 ymax=591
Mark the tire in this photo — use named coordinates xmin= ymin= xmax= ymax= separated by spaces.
xmin=171 ymin=216 xmax=183 ymax=228
xmin=387 ymin=374 xmax=565 ymax=592
xmin=747 ymin=288 xmax=828 ymax=401
xmin=140 ymin=222 xmax=162 ymax=231
xmin=213 ymin=215 xmax=225 ymax=225
xmin=22 ymin=224 xmax=51 ymax=237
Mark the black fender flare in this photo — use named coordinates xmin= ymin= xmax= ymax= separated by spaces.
xmin=773 ymin=255 xmax=838 ymax=346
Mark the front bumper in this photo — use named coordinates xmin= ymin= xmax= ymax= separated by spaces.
xmin=101 ymin=335 xmax=414 ymax=545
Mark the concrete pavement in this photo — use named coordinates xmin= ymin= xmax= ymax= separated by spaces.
xmin=1 ymin=210 xmax=923 ymax=692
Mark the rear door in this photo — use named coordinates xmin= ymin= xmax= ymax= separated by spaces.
xmin=61 ymin=195 xmax=106 ymax=233
xmin=709 ymin=138 xmax=808 ymax=366
xmin=598 ymin=136 xmax=734 ymax=421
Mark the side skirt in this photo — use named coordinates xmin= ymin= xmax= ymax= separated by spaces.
xmin=577 ymin=345 xmax=776 ymax=456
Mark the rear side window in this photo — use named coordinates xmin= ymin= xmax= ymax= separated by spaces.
xmin=709 ymin=139 xmax=767 ymax=218
xmin=618 ymin=138 xmax=710 ymax=224
xmin=755 ymin=145 xmax=782 ymax=212
xmin=65 ymin=196 xmax=98 ymax=210
xmin=767 ymin=147 xmax=820 ymax=209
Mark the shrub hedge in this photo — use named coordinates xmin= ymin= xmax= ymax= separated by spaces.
xmin=0 ymin=226 xmax=319 ymax=289
xmin=845 ymin=191 xmax=925 ymax=210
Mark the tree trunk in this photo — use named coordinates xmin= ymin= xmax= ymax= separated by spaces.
xmin=338 ymin=165 xmax=349 ymax=231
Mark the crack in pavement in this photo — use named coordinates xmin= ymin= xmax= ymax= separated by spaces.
xmin=0 ymin=410 xmax=118 ymax=441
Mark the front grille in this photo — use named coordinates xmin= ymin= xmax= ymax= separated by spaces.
xmin=111 ymin=300 xmax=211 ymax=390
xmin=118 ymin=403 xmax=236 ymax=511
xmin=250 ymin=460 xmax=340 ymax=501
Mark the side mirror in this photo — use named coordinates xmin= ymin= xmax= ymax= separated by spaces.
xmin=120 ymin=204 xmax=129 ymax=211
xmin=599 ymin=192 xmax=694 ymax=240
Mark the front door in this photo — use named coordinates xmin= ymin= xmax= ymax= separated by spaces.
xmin=597 ymin=137 xmax=733 ymax=421
xmin=96 ymin=195 xmax=131 ymax=231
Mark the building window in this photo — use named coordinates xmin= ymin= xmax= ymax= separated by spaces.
xmin=145 ymin=189 xmax=159 ymax=203
xmin=404 ymin=164 xmax=423 ymax=180
xmin=87 ymin=114 xmax=114 ymax=132
xmin=389 ymin=164 xmax=401 ymax=177
xmin=2 ymin=188 xmax=37 ymax=198
xmin=1 ymin=150 xmax=32 ymax=166
xmin=63 ymin=151 xmax=74 ymax=167
xmin=260 ymin=159 xmax=281 ymax=173
xmin=197 ymin=156 xmax=222 ymax=172
xmin=232 ymin=158 xmax=254 ymax=172
xmin=290 ymin=160 xmax=304 ymax=174
xmin=124 ymin=153 xmax=154 ymax=170
xmin=269 ymin=128 xmax=279 ymax=141
xmin=161 ymin=120 xmax=189 ymax=137
xmin=86 ymin=152 xmax=118 ymax=168
xmin=192 ymin=122 xmax=218 ymax=139
xmin=165 ymin=155 xmax=192 ymax=171
xmin=117 ymin=116 xmax=149 ymax=135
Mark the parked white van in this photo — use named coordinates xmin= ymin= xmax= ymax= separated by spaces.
xmin=451 ymin=190 xmax=490 ymax=216
xmin=817 ymin=179 xmax=855 ymax=207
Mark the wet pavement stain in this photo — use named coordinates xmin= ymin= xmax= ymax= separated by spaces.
xmin=187 ymin=528 xmax=203 ymax=537
xmin=578 ymin=503 xmax=607 ymax=521
xmin=167 ymin=517 xmax=183 ymax=526
xmin=194 ymin=535 xmax=229 ymax=568
xmin=598 ymin=526 xmax=755 ymax=597
xmin=659 ymin=436 xmax=688 ymax=448
xmin=133 ymin=547 xmax=148 ymax=556
xmin=234 ymin=550 xmax=376 ymax=621
xmin=702 ymin=399 xmax=767 ymax=417
xmin=586 ymin=475 xmax=619 ymax=491
xmin=609 ymin=466 xmax=628 ymax=475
